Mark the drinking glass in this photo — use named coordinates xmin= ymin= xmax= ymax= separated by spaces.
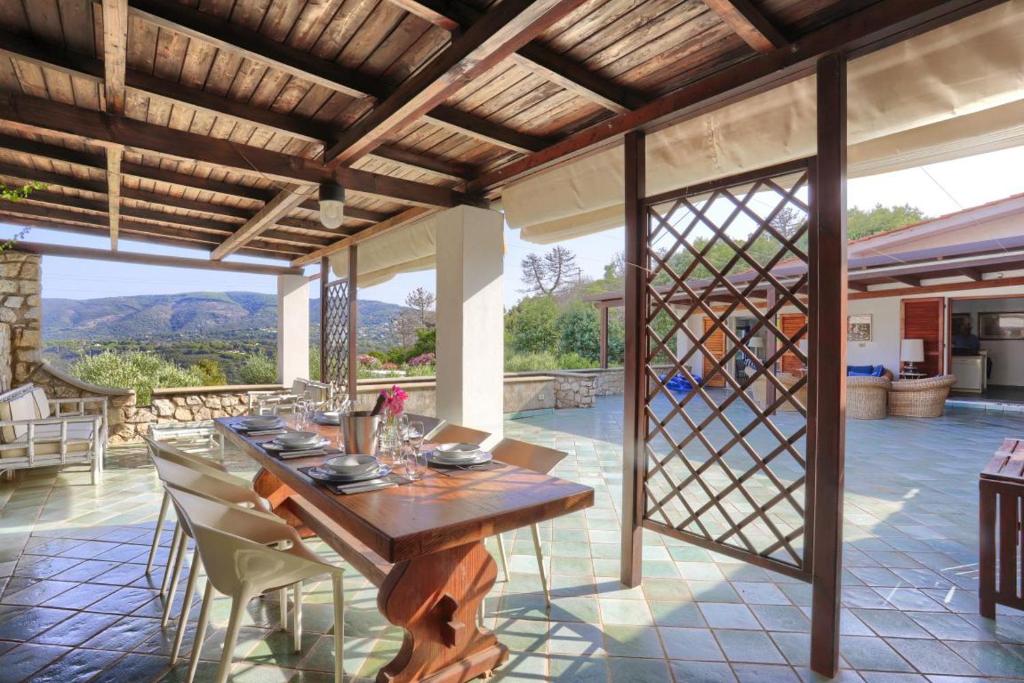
xmin=403 ymin=432 xmax=426 ymax=480
xmin=397 ymin=414 xmax=410 ymax=441
xmin=293 ymin=399 xmax=309 ymax=430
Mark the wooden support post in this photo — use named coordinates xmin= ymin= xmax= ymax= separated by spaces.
xmin=809 ymin=52 xmax=848 ymax=679
xmin=764 ymin=287 xmax=777 ymax=413
xmin=347 ymin=245 xmax=359 ymax=401
xmin=320 ymin=256 xmax=329 ymax=383
xmin=599 ymin=305 xmax=609 ymax=369
xmin=620 ymin=130 xmax=646 ymax=587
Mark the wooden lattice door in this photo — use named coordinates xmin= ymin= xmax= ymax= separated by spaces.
xmin=322 ymin=279 xmax=350 ymax=390
xmin=638 ymin=160 xmax=815 ymax=578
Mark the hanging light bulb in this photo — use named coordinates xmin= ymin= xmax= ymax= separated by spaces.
xmin=319 ymin=181 xmax=345 ymax=229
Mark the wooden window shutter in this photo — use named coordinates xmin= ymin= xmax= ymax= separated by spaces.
xmin=901 ymin=298 xmax=945 ymax=376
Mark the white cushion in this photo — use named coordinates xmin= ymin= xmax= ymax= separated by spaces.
xmin=0 ymin=420 xmax=95 ymax=460
xmin=0 ymin=392 xmax=36 ymax=443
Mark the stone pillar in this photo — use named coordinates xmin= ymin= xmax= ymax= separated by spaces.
xmin=435 ymin=205 xmax=504 ymax=439
xmin=0 ymin=251 xmax=42 ymax=391
xmin=277 ymin=274 xmax=309 ymax=386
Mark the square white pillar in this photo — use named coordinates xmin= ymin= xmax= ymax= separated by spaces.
xmin=435 ymin=205 xmax=504 ymax=439
xmin=277 ymin=274 xmax=309 ymax=386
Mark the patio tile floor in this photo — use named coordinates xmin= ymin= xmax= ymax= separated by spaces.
xmin=0 ymin=397 xmax=1023 ymax=681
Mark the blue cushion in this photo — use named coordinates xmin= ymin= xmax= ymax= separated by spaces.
xmin=847 ymin=365 xmax=874 ymax=376
xmin=871 ymin=365 xmax=885 ymax=377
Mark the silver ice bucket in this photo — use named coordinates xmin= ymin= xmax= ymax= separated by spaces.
xmin=340 ymin=411 xmax=380 ymax=454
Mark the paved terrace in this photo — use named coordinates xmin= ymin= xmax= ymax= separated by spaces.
xmin=0 ymin=397 xmax=1023 ymax=682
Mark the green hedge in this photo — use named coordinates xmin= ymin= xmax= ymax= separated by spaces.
xmin=71 ymin=351 xmax=205 ymax=404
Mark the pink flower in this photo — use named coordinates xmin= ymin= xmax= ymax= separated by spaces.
xmin=381 ymin=385 xmax=408 ymax=418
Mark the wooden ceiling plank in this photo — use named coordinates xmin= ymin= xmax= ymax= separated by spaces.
xmin=291 ymin=206 xmax=434 ymax=267
xmin=211 ymin=185 xmax=313 ymax=260
xmin=703 ymin=0 xmax=787 ymax=53
xmin=470 ymin=0 xmax=1007 ymax=194
xmin=389 ymin=0 xmax=643 ymax=113
xmin=0 ymin=91 xmax=470 ymax=208
xmin=324 ymin=0 xmax=590 ymax=166
xmin=369 ymin=144 xmax=474 ymax=181
xmin=123 ymin=0 xmax=539 ymax=156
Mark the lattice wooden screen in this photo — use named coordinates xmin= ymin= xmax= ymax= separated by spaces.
xmin=322 ymin=278 xmax=350 ymax=390
xmin=640 ymin=160 xmax=815 ymax=578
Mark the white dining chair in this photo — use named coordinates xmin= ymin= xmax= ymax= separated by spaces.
xmin=167 ymin=487 xmax=345 ymax=683
xmin=149 ymin=455 xmax=280 ymax=631
xmin=142 ymin=435 xmax=233 ymax=578
xmin=488 ymin=438 xmax=568 ymax=606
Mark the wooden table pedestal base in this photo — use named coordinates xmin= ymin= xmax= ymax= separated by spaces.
xmin=377 ymin=541 xmax=508 ymax=682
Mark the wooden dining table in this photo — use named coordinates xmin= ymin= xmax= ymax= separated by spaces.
xmin=214 ymin=416 xmax=594 ymax=683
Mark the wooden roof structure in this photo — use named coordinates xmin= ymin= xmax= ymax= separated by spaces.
xmin=0 ymin=0 xmax=1004 ymax=268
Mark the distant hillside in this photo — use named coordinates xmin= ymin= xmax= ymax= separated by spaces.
xmin=43 ymin=291 xmax=408 ymax=349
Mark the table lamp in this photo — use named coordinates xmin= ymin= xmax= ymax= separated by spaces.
xmin=901 ymin=338 xmax=925 ymax=374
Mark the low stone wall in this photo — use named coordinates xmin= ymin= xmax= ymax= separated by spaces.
xmin=353 ymin=374 xmax=555 ymax=415
xmin=552 ymin=372 xmax=597 ymax=409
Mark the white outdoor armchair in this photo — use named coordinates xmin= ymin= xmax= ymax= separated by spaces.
xmin=246 ymin=378 xmax=333 ymax=415
xmin=0 ymin=384 xmax=105 ymax=484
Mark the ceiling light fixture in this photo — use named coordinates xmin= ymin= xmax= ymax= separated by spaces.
xmin=319 ymin=181 xmax=345 ymax=229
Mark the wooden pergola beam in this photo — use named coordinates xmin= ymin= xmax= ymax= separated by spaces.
xmin=101 ymin=0 xmax=128 ymax=113
xmin=125 ymin=0 xmax=545 ymax=154
xmin=0 ymin=203 xmax=308 ymax=256
xmin=20 ymin=189 xmax=332 ymax=247
xmin=324 ymin=0 xmax=589 ymax=166
xmin=211 ymin=187 xmax=314 ymax=260
xmin=470 ymin=0 xmax=1006 ymax=194
xmin=703 ymin=0 xmax=787 ymax=53
xmin=14 ymin=240 xmax=303 ymax=275
xmin=0 ymin=92 xmax=472 ymax=208
xmin=390 ymin=0 xmax=645 ymax=113
xmin=105 ymin=146 xmax=122 ymax=251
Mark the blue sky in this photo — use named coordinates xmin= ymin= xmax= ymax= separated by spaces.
xmin=4 ymin=145 xmax=1024 ymax=308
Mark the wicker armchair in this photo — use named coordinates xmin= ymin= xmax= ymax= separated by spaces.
xmin=888 ymin=375 xmax=957 ymax=418
xmin=847 ymin=376 xmax=891 ymax=419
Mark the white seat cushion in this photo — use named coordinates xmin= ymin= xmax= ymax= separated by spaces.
xmin=0 ymin=421 xmax=95 ymax=460
xmin=0 ymin=392 xmax=37 ymax=443
xmin=30 ymin=387 xmax=51 ymax=420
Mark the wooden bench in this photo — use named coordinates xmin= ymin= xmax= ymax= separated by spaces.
xmin=979 ymin=437 xmax=1024 ymax=618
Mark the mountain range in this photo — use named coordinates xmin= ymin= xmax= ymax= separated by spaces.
xmin=42 ymin=291 xmax=409 ymax=348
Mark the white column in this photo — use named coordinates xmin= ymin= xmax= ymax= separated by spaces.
xmin=277 ymin=274 xmax=309 ymax=386
xmin=435 ymin=205 xmax=504 ymax=439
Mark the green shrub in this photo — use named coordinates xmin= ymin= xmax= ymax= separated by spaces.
xmin=191 ymin=358 xmax=227 ymax=386
xmin=557 ymin=301 xmax=600 ymax=361
xmin=309 ymin=346 xmax=321 ymax=381
xmin=239 ymin=353 xmax=277 ymax=385
xmin=71 ymin=351 xmax=205 ymax=404
xmin=505 ymin=296 xmax=559 ymax=355
xmin=504 ymin=352 xmax=560 ymax=372
xmin=556 ymin=352 xmax=597 ymax=370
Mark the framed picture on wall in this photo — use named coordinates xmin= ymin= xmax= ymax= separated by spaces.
xmin=847 ymin=313 xmax=872 ymax=342
xmin=979 ymin=312 xmax=1024 ymax=340
xmin=950 ymin=313 xmax=971 ymax=335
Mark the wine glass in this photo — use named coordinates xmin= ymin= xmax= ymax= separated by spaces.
xmin=404 ymin=421 xmax=426 ymax=480
xmin=398 ymin=414 xmax=410 ymax=441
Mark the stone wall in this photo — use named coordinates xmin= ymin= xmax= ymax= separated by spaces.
xmin=552 ymin=372 xmax=597 ymax=408
xmin=0 ymin=251 xmax=41 ymax=392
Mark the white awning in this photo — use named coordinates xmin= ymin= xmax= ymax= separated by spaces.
xmin=328 ymin=212 xmax=440 ymax=286
xmin=505 ymin=0 xmax=1024 ymax=243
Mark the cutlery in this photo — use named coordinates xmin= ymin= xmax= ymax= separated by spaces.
xmin=338 ymin=481 xmax=397 ymax=494
xmin=276 ymin=449 xmax=328 ymax=459
xmin=245 ymin=429 xmax=287 ymax=436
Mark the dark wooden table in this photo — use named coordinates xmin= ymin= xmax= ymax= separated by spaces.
xmin=979 ymin=437 xmax=1024 ymax=619
xmin=215 ymin=416 xmax=593 ymax=682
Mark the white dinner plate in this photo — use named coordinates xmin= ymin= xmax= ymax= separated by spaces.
xmin=264 ymin=437 xmax=330 ymax=452
xmin=274 ymin=431 xmax=321 ymax=447
xmin=306 ymin=464 xmax=392 ymax=484
xmin=240 ymin=416 xmax=284 ymax=430
xmin=431 ymin=451 xmax=493 ymax=466
xmin=323 ymin=454 xmax=378 ymax=475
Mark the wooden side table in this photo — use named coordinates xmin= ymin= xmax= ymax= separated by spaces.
xmin=979 ymin=438 xmax=1024 ymax=618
